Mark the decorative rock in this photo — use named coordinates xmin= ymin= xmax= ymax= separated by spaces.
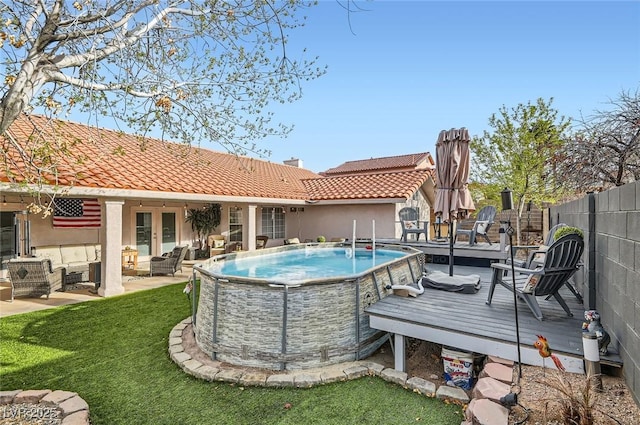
xmin=343 ymin=365 xmax=369 ymax=380
xmin=380 ymin=368 xmax=408 ymax=386
xmin=466 ymin=398 xmax=509 ymax=425
xmin=181 ymin=359 xmax=203 ymax=373
xmin=58 ymin=395 xmax=89 ymax=416
xmin=293 ymin=374 xmax=321 ymax=388
xmin=471 ymin=377 xmax=511 ymax=402
xmin=479 ymin=362 xmax=513 ymax=383
xmin=238 ymin=371 xmax=269 ymax=387
xmin=266 ymin=374 xmax=295 ymax=387
xmin=14 ymin=389 xmax=51 ymax=403
xmin=61 ymin=409 xmax=90 ymax=425
xmin=41 ymin=390 xmax=77 ymax=405
xmin=191 ymin=365 xmax=220 ymax=381
xmin=169 ymin=344 xmax=184 ymax=355
xmin=319 ymin=367 xmax=347 ymax=383
xmin=0 ymin=389 xmax=22 ymax=404
xmin=358 ymin=361 xmax=384 ymax=376
xmin=435 ymin=385 xmax=470 ymax=403
xmin=173 ymin=322 xmax=189 ymax=330
xmin=406 ymin=376 xmax=436 ymax=397
xmin=171 ymin=351 xmax=191 ymax=363
xmin=214 ymin=368 xmax=243 ymax=383
xmin=486 ymin=356 xmax=514 ymax=367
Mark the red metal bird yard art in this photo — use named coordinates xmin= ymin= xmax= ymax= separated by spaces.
xmin=533 ymin=335 xmax=565 ymax=373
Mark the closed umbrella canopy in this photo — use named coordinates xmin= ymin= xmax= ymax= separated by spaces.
xmin=433 ymin=128 xmax=476 ymax=277
xmin=434 ymin=128 xmax=476 ymax=223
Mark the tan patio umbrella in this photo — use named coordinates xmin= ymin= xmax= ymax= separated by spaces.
xmin=434 ymin=128 xmax=476 ymax=276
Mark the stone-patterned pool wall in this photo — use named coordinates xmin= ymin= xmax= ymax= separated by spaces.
xmin=193 ymin=243 xmax=424 ymax=370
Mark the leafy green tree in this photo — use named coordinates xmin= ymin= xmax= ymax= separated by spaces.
xmin=470 ymin=98 xmax=571 ymax=243
xmin=1 ymin=0 xmax=325 ymax=193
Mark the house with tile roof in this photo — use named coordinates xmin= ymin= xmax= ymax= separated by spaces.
xmin=1 ymin=114 xmax=435 ymax=296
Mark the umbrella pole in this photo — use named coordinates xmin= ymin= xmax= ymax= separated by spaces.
xmin=449 ymin=219 xmax=455 ymax=276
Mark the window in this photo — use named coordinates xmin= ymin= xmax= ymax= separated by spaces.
xmin=229 ymin=207 xmax=243 ymax=243
xmin=261 ymin=207 xmax=285 ymax=239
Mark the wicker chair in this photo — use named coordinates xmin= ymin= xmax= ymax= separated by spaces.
xmin=256 ymin=235 xmax=269 ymax=249
xmin=7 ymin=258 xmax=65 ymax=302
xmin=149 ymin=245 xmax=189 ymax=277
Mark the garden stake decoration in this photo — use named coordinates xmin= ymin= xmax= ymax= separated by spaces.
xmin=534 ymin=334 xmax=565 ymax=374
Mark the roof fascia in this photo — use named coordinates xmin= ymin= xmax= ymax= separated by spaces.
xmin=0 ymin=184 xmax=309 ymax=206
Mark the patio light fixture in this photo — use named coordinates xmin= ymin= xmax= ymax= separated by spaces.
xmin=501 ymin=187 xmax=522 ymax=380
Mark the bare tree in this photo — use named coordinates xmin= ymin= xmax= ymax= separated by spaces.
xmin=560 ymin=89 xmax=640 ymax=192
xmin=1 ymin=0 xmax=325 ymax=185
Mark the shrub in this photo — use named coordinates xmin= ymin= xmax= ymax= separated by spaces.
xmin=317 ymin=235 xmax=326 ymax=242
xmin=554 ymin=226 xmax=584 ymax=240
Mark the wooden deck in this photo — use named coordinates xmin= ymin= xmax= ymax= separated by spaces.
xmin=366 ymin=262 xmax=595 ymax=375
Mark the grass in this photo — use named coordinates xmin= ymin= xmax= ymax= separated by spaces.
xmin=0 ymin=284 xmax=463 ymax=425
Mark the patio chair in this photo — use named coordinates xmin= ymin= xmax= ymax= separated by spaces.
xmin=208 ymin=235 xmax=226 ymax=257
xmin=510 ymin=223 xmax=583 ymax=302
xmin=150 ymin=245 xmax=189 ymax=277
xmin=454 ymin=205 xmax=496 ymax=246
xmin=256 ymin=235 xmax=269 ymax=249
xmin=486 ymin=233 xmax=584 ymax=321
xmin=398 ymin=207 xmax=428 ymax=242
xmin=225 ymin=241 xmax=240 ymax=253
xmin=7 ymin=258 xmax=65 ymax=302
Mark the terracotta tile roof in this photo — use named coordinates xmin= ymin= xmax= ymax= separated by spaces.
xmin=2 ymin=114 xmax=433 ymax=203
xmin=303 ymin=170 xmax=433 ymax=201
xmin=322 ymin=152 xmax=434 ymax=176
xmin=2 ymin=114 xmax=319 ymax=200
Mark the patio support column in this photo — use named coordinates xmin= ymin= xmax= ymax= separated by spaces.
xmin=99 ymin=199 xmax=125 ymax=297
xmin=247 ymin=205 xmax=257 ymax=250
xmin=394 ymin=333 xmax=406 ymax=372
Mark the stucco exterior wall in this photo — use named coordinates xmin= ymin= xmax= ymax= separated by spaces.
xmin=549 ymin=181 xmax=640 ymax=405
xmin=292 ymin=204 xmax=398 ymax=242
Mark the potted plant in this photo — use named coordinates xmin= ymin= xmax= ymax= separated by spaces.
xmin=185 ymin=203 xmax=222 ymax=257
xmin=554 ymin=226 xmax=584 ymax=240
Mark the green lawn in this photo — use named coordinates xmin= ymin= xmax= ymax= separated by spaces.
xmin=0 ymin=284 xmax=463 ymax=424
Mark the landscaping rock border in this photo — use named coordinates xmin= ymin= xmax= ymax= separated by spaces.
xmin=169 ymin=317 xmax=470 ymax=405
xmin=0 ymin=389 xmax=90 ymax=425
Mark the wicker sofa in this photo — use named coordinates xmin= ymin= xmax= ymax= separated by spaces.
xmin=31 ymin=244 xmax=101 ymax=283
xmin=7 ymin=258 xmax=65 ymax=302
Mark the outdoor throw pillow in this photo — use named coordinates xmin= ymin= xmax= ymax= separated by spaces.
xmin=521 ymin=274 xmax=540 ymax=293
xmin=404 ymin=220 xmax=418 ymax=229
xmin=214 ymin=239 xmax=225 ymax=248
xmin=476 ymin=221 xmax=488 ymax=234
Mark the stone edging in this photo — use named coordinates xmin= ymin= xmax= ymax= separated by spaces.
xmin=168 ymin=317 xmax=471 ymax=404
xmin=0 ymin=389 xmax=90 ymax=425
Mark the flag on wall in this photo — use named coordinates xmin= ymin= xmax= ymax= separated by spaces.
xmin=53 ymin=198 xmax=102 ymax=228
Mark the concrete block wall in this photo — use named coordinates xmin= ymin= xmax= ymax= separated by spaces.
xmin=549 ymin=181 xmax=640 ymax=406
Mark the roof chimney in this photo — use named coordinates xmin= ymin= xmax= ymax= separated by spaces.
xmin=283 ymin=157 xmax=304 ymax=168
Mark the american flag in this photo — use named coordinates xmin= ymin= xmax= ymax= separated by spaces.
xmin=53 ymin=198 xmax=102 ymax=228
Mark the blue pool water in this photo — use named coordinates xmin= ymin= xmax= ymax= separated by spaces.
xmin=216 ymin=247 xmax=406 ymax=281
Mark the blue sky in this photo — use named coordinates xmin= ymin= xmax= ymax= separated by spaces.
xmin=254 ymin=0 xmax=640 ymax=173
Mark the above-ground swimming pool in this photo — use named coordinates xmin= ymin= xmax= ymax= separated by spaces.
xmin=192 ymin=242 xmax=424 ymax=370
